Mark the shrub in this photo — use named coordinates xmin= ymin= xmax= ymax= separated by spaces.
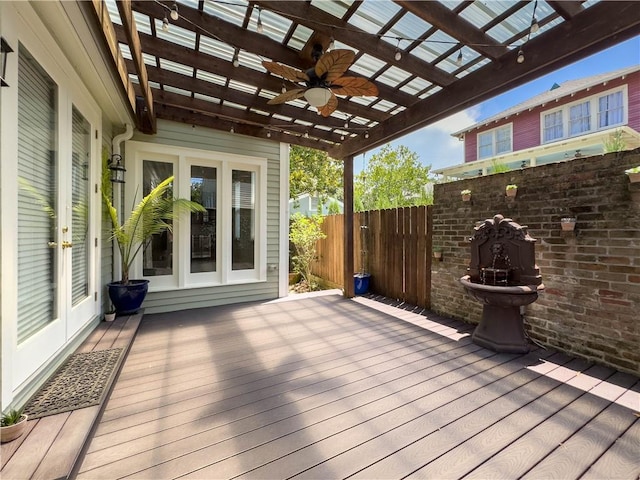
xmin=289 ymin=213 xmax=327 ymax=289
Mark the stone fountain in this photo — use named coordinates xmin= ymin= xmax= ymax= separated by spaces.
xmin=459 ymin=214 xmax=544 ymax=353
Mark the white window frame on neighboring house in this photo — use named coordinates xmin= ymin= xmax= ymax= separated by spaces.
xmin=124 ymin=141 xmax=267 ymax=291
xmin=477 ymin=124 xmax=513 ymax=160
xmin=540 ymin=85 xmax=628 ymax=144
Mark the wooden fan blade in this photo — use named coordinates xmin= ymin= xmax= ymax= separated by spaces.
xmin=315 ymin=49 xmax=355 ymax=82
xmin=318 ymin=92 xmax=338 ymax=117
xmin=331 ymin=77 xmax=379 ymax=97
xmin=267 ymin=88 xmax=305 ymax=105
xmin=262 ymin=61 xmax=309 ymax=83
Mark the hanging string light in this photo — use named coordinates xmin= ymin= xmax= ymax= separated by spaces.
xmin=162 ymin=14 xmax=169 ymax=32
xmin=232 ymin=49 xmax=240 ymax=67
xmin=170 ymin=2 xmax=179 ymax=21
xmin=530 ymin=0 xmax=539 ymax=34
xmin=364 ymin=131 xmax=370 ymax=139
xmin=455 ymin=49 xmax=463 ymax=67
xmin=394 ymin=38 xmax=402 ymax=61
xmin=256 ymin=7 xmax=264 ymax=34
xmin=328 ymin=35 xmax=335 ymax=51
xmin=517 ymin=48 xmax=525 ymax=64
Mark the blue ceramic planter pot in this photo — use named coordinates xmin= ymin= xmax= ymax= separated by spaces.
xmin=354 ymin=273 xmax=371 ymax=295
xmin=108 ymin=280 xmax=149 ymax=315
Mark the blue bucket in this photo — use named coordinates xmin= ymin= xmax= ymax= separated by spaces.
xmin=354 ymin=273 xmax=371 ymax=295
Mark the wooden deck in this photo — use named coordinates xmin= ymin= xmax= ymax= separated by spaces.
xmin=72 ymin=291 xmax=639 ymax=480
xmin=0 ymin=312 xmax=142 ymax=480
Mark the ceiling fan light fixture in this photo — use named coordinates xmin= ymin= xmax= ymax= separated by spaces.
xmin=304 ymin=87 xmax=332 ymax=107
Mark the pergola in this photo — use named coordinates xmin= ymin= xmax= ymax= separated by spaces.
xmin=88 ymin=0 xmax=640 ymax=294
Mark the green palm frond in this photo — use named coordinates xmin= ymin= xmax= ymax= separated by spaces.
xmin=103 ymin=175 xmax=205 ymax=284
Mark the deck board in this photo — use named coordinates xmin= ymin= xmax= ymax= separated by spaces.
xmin=581 ymin=419 xmax=640 ymax=479
xmin=67 ymin=293 xmax=640 ymax=480
xmin=0 ymin=312 xmax=142 ymax=480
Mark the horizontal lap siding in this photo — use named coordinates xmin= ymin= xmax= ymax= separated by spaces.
xmin=127 ymin=120 xmax=282 ymax=313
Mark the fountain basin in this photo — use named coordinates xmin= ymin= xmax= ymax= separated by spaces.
xmin=460 ymin=275 xmax=544 ymax=353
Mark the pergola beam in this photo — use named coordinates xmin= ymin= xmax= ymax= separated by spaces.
xmin=394 ymin=1 xmax=508 ymax=60
xmin=127 ymin=60 xmax=355 ymax=134
xmin=546 ymin=1 xmax=584 ymax=21
xmin=130 ymin=1 xmax=416 ymax=109
xmin=252 ymin=0 xmax=457 ymax=88
xmin=88 ymin=0 xmax=137 ymax=120
xmin=331 ymin=0 xmax=640 ymax=159
xmin=115 ymin=0 xmax=156 ymax=133
xmin=114 ymin=25 xmax=391 ymax=125
xmin=147 ymin=86 xmax=346 ymax=146
xmin=156 ymin=105 xmax=332 ymax=150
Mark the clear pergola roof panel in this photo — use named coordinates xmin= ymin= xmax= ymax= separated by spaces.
xmin=349 ymin=1 xmax=402 ymax=35
xmin=310 ymin=0 xmax=353 ymax=19
xmin=384 ymin=12 xmax=432 ymax=46
xmin=106 ymin=0 xmax=620 ymax=153
xmin=203 ymin=0 xmax=248 ymax=27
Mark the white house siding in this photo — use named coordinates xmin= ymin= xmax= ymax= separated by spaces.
xmin=125 ymin=120 xmax=285 ymax=313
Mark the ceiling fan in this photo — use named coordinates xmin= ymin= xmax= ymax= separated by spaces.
xmin=262 ymin=45 xmax=379 ymax=117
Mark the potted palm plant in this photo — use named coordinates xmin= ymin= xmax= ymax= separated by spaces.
xmin=103 ymin=155 xmax=205 ymax=314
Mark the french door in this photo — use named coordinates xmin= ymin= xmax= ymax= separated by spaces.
xmin=14 ymin=45 xmax=97 ymax=387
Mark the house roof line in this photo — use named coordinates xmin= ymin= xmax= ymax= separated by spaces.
xmin=451 ymin=64 xmax=640 ymax=138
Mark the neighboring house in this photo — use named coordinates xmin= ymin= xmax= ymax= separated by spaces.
xmin=0 ymin=2 xmax=288 ymax=409
xmin=289 ymin=194 xmax=344 ymax=217
xmin=436 ymin=66 xmax=640 ymax=179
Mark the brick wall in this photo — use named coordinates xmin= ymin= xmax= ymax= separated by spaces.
xmin=432 ymin=149 xmax=640 ymax=374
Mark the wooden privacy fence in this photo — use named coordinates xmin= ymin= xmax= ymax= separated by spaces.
xmin=312 ymin=206 xmax=433 ymax=308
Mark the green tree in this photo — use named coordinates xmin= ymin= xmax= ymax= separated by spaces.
xmin=290 ymin=145 xmax=343 ymax=205
xmin=289 ymin=213 xmax=326 ymax=290
xmin=355 ymin=144 xmax=434 ymax=211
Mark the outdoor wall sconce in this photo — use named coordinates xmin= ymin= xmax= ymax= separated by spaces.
xmin=1 ymin=37 xmax=14 ymax=87
xmin=109 ymin=154 xmax=126 ymax=184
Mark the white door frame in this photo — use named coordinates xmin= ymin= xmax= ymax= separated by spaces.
xmin=1 ymin=2 xmax=102 ymax=407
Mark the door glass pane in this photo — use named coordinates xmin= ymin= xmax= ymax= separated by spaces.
xmin=71 ymin=106 xmax=90 ymax=306
xmin=190 ymin=166 xmax=217 ymax=273
xmin=231 ymin=170 xmax=255 ymax=270
xmin=17 ymin=45 xmax=58 ymax=343
xmin=142 ymin=160 xmax=173 ymax=277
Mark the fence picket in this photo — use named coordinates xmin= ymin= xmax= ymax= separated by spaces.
xmin=310 ymin=206 xmax=433 ymax=309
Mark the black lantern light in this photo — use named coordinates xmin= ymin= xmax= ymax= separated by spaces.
xmin=109 ymin=154 xmax=126 ymax=184
xmin=1 ymin=37 xmax=14 ymax=87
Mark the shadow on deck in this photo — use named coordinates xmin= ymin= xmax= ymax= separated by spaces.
xmin=3 ymin=291 xmax=639 ymax=479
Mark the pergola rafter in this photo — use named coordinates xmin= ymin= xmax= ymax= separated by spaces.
xmin=88 ymin=0 xmax=640 ymax=158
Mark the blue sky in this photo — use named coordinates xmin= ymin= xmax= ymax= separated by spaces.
xmin=361 ymin=36 xmax=640 ymax=173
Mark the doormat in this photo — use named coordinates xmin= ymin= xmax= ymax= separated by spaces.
xmin=23 ymin=348 xmax=124 ymax=419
